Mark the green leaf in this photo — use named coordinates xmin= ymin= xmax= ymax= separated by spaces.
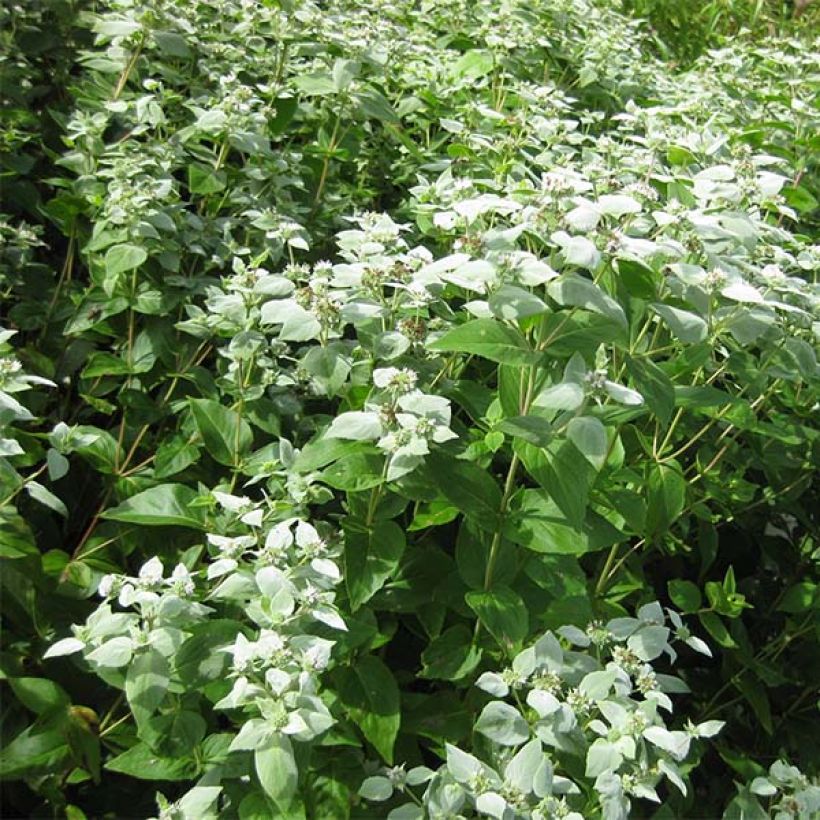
xmin=489 ymin=285 xmax=548 ymax=321
xmin=699 ymin=612 xmax=737 ymax=648
xmin=125 ymin=648 xmax=170 ymax=728
xmin=0 ymin=726 xmax=71 ymax=779
xmin=153 ymin=30 xmax=191 ymax=58
xmin=319 ymin=452 xmax=385 ymax=491
xmin=452 ymin=49 xmax=494 ymax=80
xmin=343 ymin=519 xmax=406 ymax=611
xmin=782 ymin=184 xmax=818 ymax=214
xmin=358 ymin=775 xmax=393 ymax=801
xmin=532 ymin=382 xmax=585 ymax=412
xmin=175 ymin=620 xmax=243 ymax=690
xmin=294 ymin=72 xmax=336 ymax=96
xmin=645 ymin=463 xmax=686 ymax=538
xmin=499 ymin=416 xmax=553 ymax=447
xmin=466 ymin=585 xmax=529 ymax=647
xmin=428 ymin=319 xmax=541 ymax=365
xmin=420 ymin=625 xmax=483 ymax=681
xmin=668 ymin=580 xmax=702 ymax=613
xmin=425 ymin=451 xmax=502 ymax=531
xmin=651 ymin=303 xmax=707 ymax=343
xmin=154 ymin=436 xmax=201 ymax=479
xmin=104 ymin=484 xmax=207 ymax=529
xmin=105 ymin=244 xmax=147 ymax=277
xmin=625 ymin=357 xmax=674 ymax=426
xmin=188 ymin=163 xmax=226 ymax=195
xmin=189 ymin=398 xmax=253 ymax=466
xmin=332 ymin=58 xmax=359 ymax=92
xmin=777 ymin=582 xmax=816 ymax=613
xmin=335 ymin=655 xmax=400 ymax=763
xmin=105 ymin=742 xmax=197 ymax=780
xmin=520 ymin=440 xmax=592 ymax=530
xmin=355 ymin=88 xmax=399 ymax=123
xmin=548 ymin=274 xmax=626 ymax=326
xmin=504 ymin=489 xmax=621 ymax=556
xmin=142 ymin=710 xmax=206 ymax=758
xmin=9 ymin=678 xmax=70 ymax=715
xmin=474 ymin=701 xmax=529 ymax=746
xmin=565 ymin=417 xmax=608 ymax=470
xmin=302 ymin=346 xmax=350 ymax=396
xmin=0 ymin=508 xmax=37 ymax=559
xmin=25 ymin=481 xmax=67 ymax=517
xmin=255 ymin=735 xmax=298 ymax=809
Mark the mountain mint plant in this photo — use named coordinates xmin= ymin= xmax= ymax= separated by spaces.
xmin=1 ymin=0 xmax=817 ymax=816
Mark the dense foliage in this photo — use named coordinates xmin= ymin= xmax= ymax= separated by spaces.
xmin=1 ymin=0 xmax=818 ymax=817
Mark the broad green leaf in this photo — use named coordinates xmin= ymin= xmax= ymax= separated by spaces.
xmin=9 ymin=678 xmax=70 ymax=715
xmin=420 ymin=625 xmax=482 ymax=681
xmin=190 ymin=398 xmax=253 ymax=466
xmin=358 ymin=776 xmax=393 ymax=801
xmin=105 ymin=742 xmax=197 ymax=780
xmin=489 ymin=285 xmax=548 ymax=321
xmin=466 ymin=585 xmax=529 ymax=647
xmin=320 ymin=452 xmax=385 ymax=491
xmin=105 ymin=244 xmax=147 ymax=277
xmin=452 ymin=50 xmax=494 ymax=80
xmin=548 ymin=275 xmax=626 ymax=327
xmin=474 ymin=701 xmax=529 ymax=746
xmin=302 ymin=346 xmax=350 ymax=396
xmin=499 ymin=416 xmax=553 ymax=447
xmin=294 ymin=73 xmax=336 ymax=96
xmin=651 ymin=303 xmax=708 ymax=343
xmin=520 ymin=440 xmax=592 ymax=530
xmin=343 ymin=519 xmax=406 ymax=611
xmin=332 ymin=58 xmax=359 ymax=91
xmin=645 ymin=463 xmax=686 ymax=538
xmin=586 ymin=739 xmax=622 ymax=777
xmin=104 ymin=484 xmax=207 ymax=529
xmin=125 ymin=648 xmax=169 ymax=727
xmin=699 ymin=612 xmax=737 ymax=649
xmin=25 ymin=481 xmax=67 ymax=518
xmin=0 ymin=726 xmax=71 ymax=779
xmin=625 ymin=356 xmax=674 ymax=426
xmin=504 ymin=488 xmax=622 ymax=556
xmin=335 ymin=655 xmax=400 ymax=763
xmin=425 ymin=451 xmax=502 ymax=531
xmin=175 ymin=620 xmax=243 ymax=690
xmin=429 ymin=319 xmax=541 ymax=365
xmin=153 ymin=30 xmax=191 ymax=57
xmin=355 ymin=88 xmax=399 ymax=123
xmin=532 ymin=381 xmax=585 ymax=412
xmin=143 ymin=710 xmax=207 ymax=758
xmin=668 ymin=580 xmax=702 ymax=613
xmin=188 ymin=163 xmax=226 ymax=195
xmin=777 ymin=582 xmax=816 ymax=613
xmin=0 ymin=508 xmax=37 ymax=559
xmin=566 ymin=417 xmax=608 ymax=470
xmin=255 ymin=735 xmax=298 ymax=809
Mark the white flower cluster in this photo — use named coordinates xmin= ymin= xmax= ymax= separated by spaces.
xmin=362 ymin=603 xmax=718 ymax=820
xmin=326 ymin=366 xmax=458 ymax=480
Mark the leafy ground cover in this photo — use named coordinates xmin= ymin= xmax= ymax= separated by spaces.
xmin=1 ymin=0 xmax=818 ymax=817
